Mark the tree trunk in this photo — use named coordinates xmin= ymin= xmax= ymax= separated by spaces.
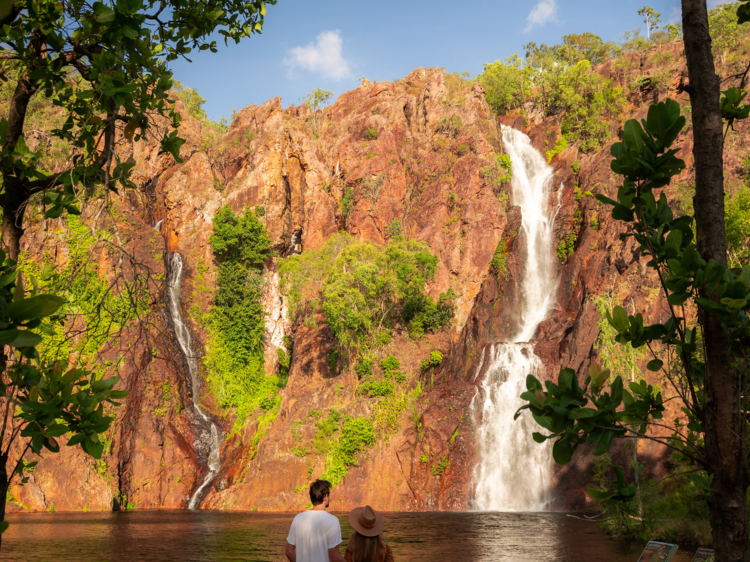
xmin=682 ymin=1 xmax=749 ymax=560
xmin=0 ymin=188 xmax=25 ymax=261
xmin=0 ymin=454 xmax=8 ymax=552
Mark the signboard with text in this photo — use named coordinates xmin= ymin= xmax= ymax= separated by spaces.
xmin=637 ymin=541 xmax=679 ymax=562
xmin=692 ymin=548 xmax=715 ymax=562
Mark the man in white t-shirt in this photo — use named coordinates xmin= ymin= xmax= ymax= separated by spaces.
xmin=285 ymin=479 xmax=346 ymax=562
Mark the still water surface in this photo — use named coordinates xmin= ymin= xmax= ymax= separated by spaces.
xmin=3 ymin=510 xmax=698 ymax=561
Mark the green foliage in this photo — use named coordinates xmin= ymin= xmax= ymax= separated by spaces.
xmin=0 ymin=248 xmax=127 ymax=537
xmin=557 ymin=229 xmax=578 ymax=261
xmin=430 ymin=456 xmax=451 ymax=476
xmin=172 ymin=81 xmax=208 ymax=121
xmin=354 ymin=356 xmax=374 ymax=378
xmin=380 ymin=356 xmax=400 ymax=372
xmin=476 ymin=54 xmax=530 ymax=114
xmin=404 ymin=289 xmax=457 ymax=339
xmin=593 ymin=293 xmax=645 ymax=381
xmin=360 ymin=173 xmax=385 ymax=203
xmin=490 ymin=239 xmax=509 ymax=275
xmin=340 ymin=186 xmax=355 ymax=218
xmin=590 ymin=211 xmax=599 ymax=231
xmin=21 ymin=215 xmax=151 ymax=369
xmin=519 ymin=44 xmax=626 ymax=152
xmin=709 ymin=3 xmax=745 ymax=64
xmin=281 ymin=234 xmax=455 ymax=361
xmin=480 ymin=153 xmax=513 ymax=196
xmin=365 ymin=127 xmax=379 ymax=141
xmin=0 ymin=0 xmax=275 ymax=221
xmin=421 ymin=351 xmax=443 ymax=371
xmin=321 ymin=416 xmax=375 ymax=487
xmin=359 ymin=379 xmax=395 ymax=397
xmin=546 ymin=136 xmax=568 ymax=163
xmin=207 ymin=205 xmax=276 ymax=426
xmin=385 ymin=219 xmax=403 ymax=238
xmin=302 ymin=88 xmax=333 ymax=135
xmin=291 ymin=446 xmax=308 ymax=458
xmin=277 ymin=335 xmax=294 ymax=379
xmin=437 ymin=116 xmax=462 ymax=138
xmin=638 ymin=6 xmax=662 ymax=40
xmin=726 ymin=185 xmax=750 ymax=267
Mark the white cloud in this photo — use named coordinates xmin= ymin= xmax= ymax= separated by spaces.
xmin=284 ymin=30 xmax=352 ymax=80
xmin=524 ymin=0 xmax=557 ymax=32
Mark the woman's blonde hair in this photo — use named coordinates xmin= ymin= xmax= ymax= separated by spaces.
xmin=349 ymin=531 xmax=385 ymax=562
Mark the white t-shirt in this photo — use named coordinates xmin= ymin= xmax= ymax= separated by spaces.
xmin=286 ymin=510 xmax=342 ymax=562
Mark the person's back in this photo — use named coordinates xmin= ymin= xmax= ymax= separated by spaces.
xmin=286 ymin=479 xmax=345 ymax=562
xmin=345 ymin=505 xmax=394 ymax=562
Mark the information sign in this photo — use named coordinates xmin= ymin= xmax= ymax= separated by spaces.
xmin=637 ymin=541 xmax=679 ymax=562
xmin=691 ymin=548 xmax=715 ymax=562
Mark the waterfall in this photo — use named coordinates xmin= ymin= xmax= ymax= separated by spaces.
xmin=166 ymin=253 xmax=222 ymax=510
xmin=471 ymin=126 xmax=561 ymax=511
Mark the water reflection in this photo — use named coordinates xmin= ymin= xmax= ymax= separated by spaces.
xmin=3 ymin=510 xmax=697 ymax=561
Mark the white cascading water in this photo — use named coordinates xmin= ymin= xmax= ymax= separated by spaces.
xmin=471 ymin=126 xmax=561 ymax=511
xmin=166 ymin=253 xmax=222 ymax=510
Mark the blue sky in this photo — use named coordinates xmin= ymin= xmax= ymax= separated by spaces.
xmin=169 ymin=0 xmax=698 ymax=121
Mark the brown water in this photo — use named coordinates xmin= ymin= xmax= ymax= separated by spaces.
xmin=1 ymin=510 xmax=699 ymax=561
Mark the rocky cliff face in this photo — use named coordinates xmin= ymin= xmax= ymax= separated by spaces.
xmin=9 ymin=42 xmax=749 ymax=514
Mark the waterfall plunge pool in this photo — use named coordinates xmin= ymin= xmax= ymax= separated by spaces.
xmin=2 ymin=510 xmax=699 ymax=561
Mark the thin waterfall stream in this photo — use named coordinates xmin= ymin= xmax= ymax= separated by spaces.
xmin=166 ymin=253 xmax=222 ymax=510
xmin=471 ymin=126 xmax=561 ymax=511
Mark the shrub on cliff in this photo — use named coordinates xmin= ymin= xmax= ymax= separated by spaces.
xmin=476 ymin=54 xmax=530 ymax=114
xmin=208 ymin=205 xmax=276 ymax=424
xmin=279 ymin=234 xmax=456 ymax=366
xmin=481 ymin=33 xmax=624 ymax=151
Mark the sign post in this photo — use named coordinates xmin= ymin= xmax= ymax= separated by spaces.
xmin=637 ymin=541 xmax=679 ymax=562
xmin=691 ymin=548 xmax=715 ymax=562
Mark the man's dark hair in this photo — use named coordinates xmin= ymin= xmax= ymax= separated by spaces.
xmin=309 ymin=479 xmax=331 ymax=506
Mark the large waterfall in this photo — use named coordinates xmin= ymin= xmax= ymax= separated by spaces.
xmin=166 ymin=253 xmax=223 ymax=510
xmin=471 ymin=127 xmax=560 ymax=511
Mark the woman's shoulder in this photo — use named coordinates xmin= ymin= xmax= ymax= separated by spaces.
xmin=382 ymin=542 xmax=395 ymax=562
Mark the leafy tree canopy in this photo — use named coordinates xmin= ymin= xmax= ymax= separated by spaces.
xmin=0 ymin=0 xmax=276 ymax=255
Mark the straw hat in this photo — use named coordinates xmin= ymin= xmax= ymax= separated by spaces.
xmin=348 ymin=505 xmax=385 ymax=537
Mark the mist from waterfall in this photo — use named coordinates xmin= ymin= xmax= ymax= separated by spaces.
xmin=166 ymin=253 xmax=222 ymax=510
xmin=471 ymin=126 xmax=560 ymax=512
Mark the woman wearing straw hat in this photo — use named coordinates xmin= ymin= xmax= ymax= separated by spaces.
xmin=345 ymin=505 xmax=395 ymax=562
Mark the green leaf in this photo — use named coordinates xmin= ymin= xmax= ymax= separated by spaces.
xmin=696 ymin=297 xmax=726 ymax=315
xmin=532 ymin=413 xmax=554 ymax=432
xmin=569 ymin=408 xmax=598 ymax=419
xmin=81 ymin=435 xmax=104 ymax=459
xmin=552 ymin=438 xmax=574 ymax=465
xmin=610 ymin=376 xmax=623 ymax=408
xmin=593 ymin=430 xmax=614 ymax=456
xmin=45 ymin=424 xmax=69 ymax=437
xmin=7 ymin=295 xmax=65 ymax=321
xmin=532 ymin=432 xmax=547 ymax=443
xmin=0 ymin=521 xmax=8 ymax=534
xmin=96 ymin=6 xmax=116 ymax=23
xmin=622 ymin=119 xmax=644 ymax=152
xmin=667 ymin=291 xmax=690 ymax=306
xmin=0 ymin=330 xmax=42 ymax=347
xmin=646 ymin=359 xmax=663 ymax=372
xmin=610 ymin=306 xmax=629 ymax=332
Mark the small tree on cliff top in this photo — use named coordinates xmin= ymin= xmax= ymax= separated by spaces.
xmin=301 ymin=88 xmax=333 ymax=136
xmin=638 ymin=6 xmax=662 ymax=41
xmin=0 ymin=0 xmax=277 ymax=260
xmin=0 ymin=252 xmax=127 ymax=549
xmin=519 ymin=2 xmax=750 ymax=559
